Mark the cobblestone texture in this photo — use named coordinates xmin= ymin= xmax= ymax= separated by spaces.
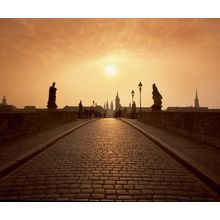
xmin=123 ymin=119 xmax=220 ymax=177
xmin=0 ymin=120 xmax=87 ymax=167
xmin=0 ymin=119 xmax=219 ymax=201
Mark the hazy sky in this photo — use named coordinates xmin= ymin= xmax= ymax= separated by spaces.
xmin=0 ymin=18 xmax=220 ymax=109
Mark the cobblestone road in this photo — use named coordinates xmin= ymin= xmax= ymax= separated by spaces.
xmin=0 ymin=119 xmax=219 ymax=201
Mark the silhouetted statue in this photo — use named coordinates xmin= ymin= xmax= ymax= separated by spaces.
xmin=47 ymin=82 xmax=57 ymax=109
xmin=151 ymin=83 xmax=162 ymax=111
xmin=78 ymin=100 xmax=83 ymax=118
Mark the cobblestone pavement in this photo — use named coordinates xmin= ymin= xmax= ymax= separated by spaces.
xmin=0 ymin=119 xmax=219 ymax=201
xmin=123 ymin=119 xmax=220 ymax=177
xmin=0 ymin=120 xmax=87 ymax=167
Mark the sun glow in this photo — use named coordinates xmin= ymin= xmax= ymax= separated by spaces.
xmin=106 ymin=66 xmax=116 ymax=76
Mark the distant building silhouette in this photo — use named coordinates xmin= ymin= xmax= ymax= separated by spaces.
xmin=104 ymin=100 xmax=114 ymax=117
xmin=2 ymin=96 xmax=7 ymax=105
xmin=106 ymin=100 xmax=109 ymax=110
xmin=62 ymin=105 xmax=79 ymax=112
xmin=115 ymin=91 xmax=122 ymax=112
xmin=0 ymin=105 xmax=16 ymax=113
xmin=194 ymin=89 xmax=200 ymax=108
xmin=0 ymin=96 xmax=17 ymax=112
xmin=24 ymin=106 xmax=37 ymax=112
xmin=166 ymin=106 xmax=208 ymax=112
xmin=110 ymin=101 xmax=113 ymax=111
xmin=166 ymin=89 xmax=212 ymax=112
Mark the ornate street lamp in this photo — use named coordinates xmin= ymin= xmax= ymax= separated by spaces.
xmin=131 ymin=90 xmax=135 ymax=104
xmin=138 ymin=82 xmax=143 ymax=113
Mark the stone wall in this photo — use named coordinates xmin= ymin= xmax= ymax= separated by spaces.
xmin=138 ymin=112 xmax=220 ymax=148
xmin=0 ymin=111 xmax=78 ymax=142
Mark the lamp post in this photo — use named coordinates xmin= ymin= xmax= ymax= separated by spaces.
xmin=138 ymin=82 xmax=143 ymax=113
xmin=131 ymin=90 xmax=135 ymax=104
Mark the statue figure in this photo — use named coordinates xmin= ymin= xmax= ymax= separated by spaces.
xmin=151 ymin=83 xmax=162 ymax=111
xmin=47 ymin=82 xmax=57 ymax=109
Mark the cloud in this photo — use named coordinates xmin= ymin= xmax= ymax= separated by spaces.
xmin=1 ymin=18 xmax=220 ymax=78
xmin=1 ymin=18 xmax=220 ymax=65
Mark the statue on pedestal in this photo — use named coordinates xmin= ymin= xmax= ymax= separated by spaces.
xmin=47 ymin=82 xmax=57 ymax=109
xmin=151 ymin=83 xmax=162 ymax=111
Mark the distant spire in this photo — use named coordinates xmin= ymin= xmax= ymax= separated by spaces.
xmin=194 ymin=89 xmax=199 ymax=108
xmin=110 ymin=100 xmax=113 ymax=111
xmin=115 ymin=91 xmax=121 ymax=111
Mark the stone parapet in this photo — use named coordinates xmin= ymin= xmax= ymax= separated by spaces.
xmin=0 ymin=111 xmax=78 ymax=142
xmin=138 ymin=112 xmax=220 ymax=148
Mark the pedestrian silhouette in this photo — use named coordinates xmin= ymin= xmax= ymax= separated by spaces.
xmin=78 ymin=100 xmax=83 ymax=118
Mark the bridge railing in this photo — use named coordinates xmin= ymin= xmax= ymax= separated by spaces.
xmin=0 ymin=111 xmax=78 ymax=142
xmin=138 ymin=112 xmax=220 ymax=148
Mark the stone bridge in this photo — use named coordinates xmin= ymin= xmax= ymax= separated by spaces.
xmin=0 ymin=117 xmax=219 ymax=201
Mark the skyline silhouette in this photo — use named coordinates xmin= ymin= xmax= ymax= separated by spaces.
xmin=0 ymin=18 xmax=220 ymax=108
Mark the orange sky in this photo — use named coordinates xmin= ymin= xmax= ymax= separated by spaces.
xmin=0 ymin=18 xmax=220 ymax=109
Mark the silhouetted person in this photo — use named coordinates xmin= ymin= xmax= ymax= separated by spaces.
xmin=118 ymin=109 xmax=122 ymax=118
xmin=47 ymin=82 xmax=57 ymax=109
xmin=89 ymin=108 xmax=92 ymax=119
xmin=151 ymin=83 xmax=162 ymax=111
xmin=78 ymin=100 xmax=83 ymax=118
xmin=115 ymin=111 xmax=118 ymax=119
xmin=131 ymin=101 xmax=137 ymax=119
xmin=84 ymin=109 xmax=89 ymax=119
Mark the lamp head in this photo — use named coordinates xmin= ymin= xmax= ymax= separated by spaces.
xmin=138 ymin=82 xmax=143 ymax=91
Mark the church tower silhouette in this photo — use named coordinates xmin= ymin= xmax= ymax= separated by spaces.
xmin=2 ymin=96 xmax=7 ymax=105
xmin=115 ymin=92 xmax=121 ymax=111
xmin=110 ymin=100 xmax=113 ymax=111
xmin=106 ymin=100 xmax=109 ymax=110
xmin=194 ymin=89 xmax=200 ymax=108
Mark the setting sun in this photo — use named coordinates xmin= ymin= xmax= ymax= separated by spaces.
xmin=106 ymin=66 xmax=116 ymax=76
